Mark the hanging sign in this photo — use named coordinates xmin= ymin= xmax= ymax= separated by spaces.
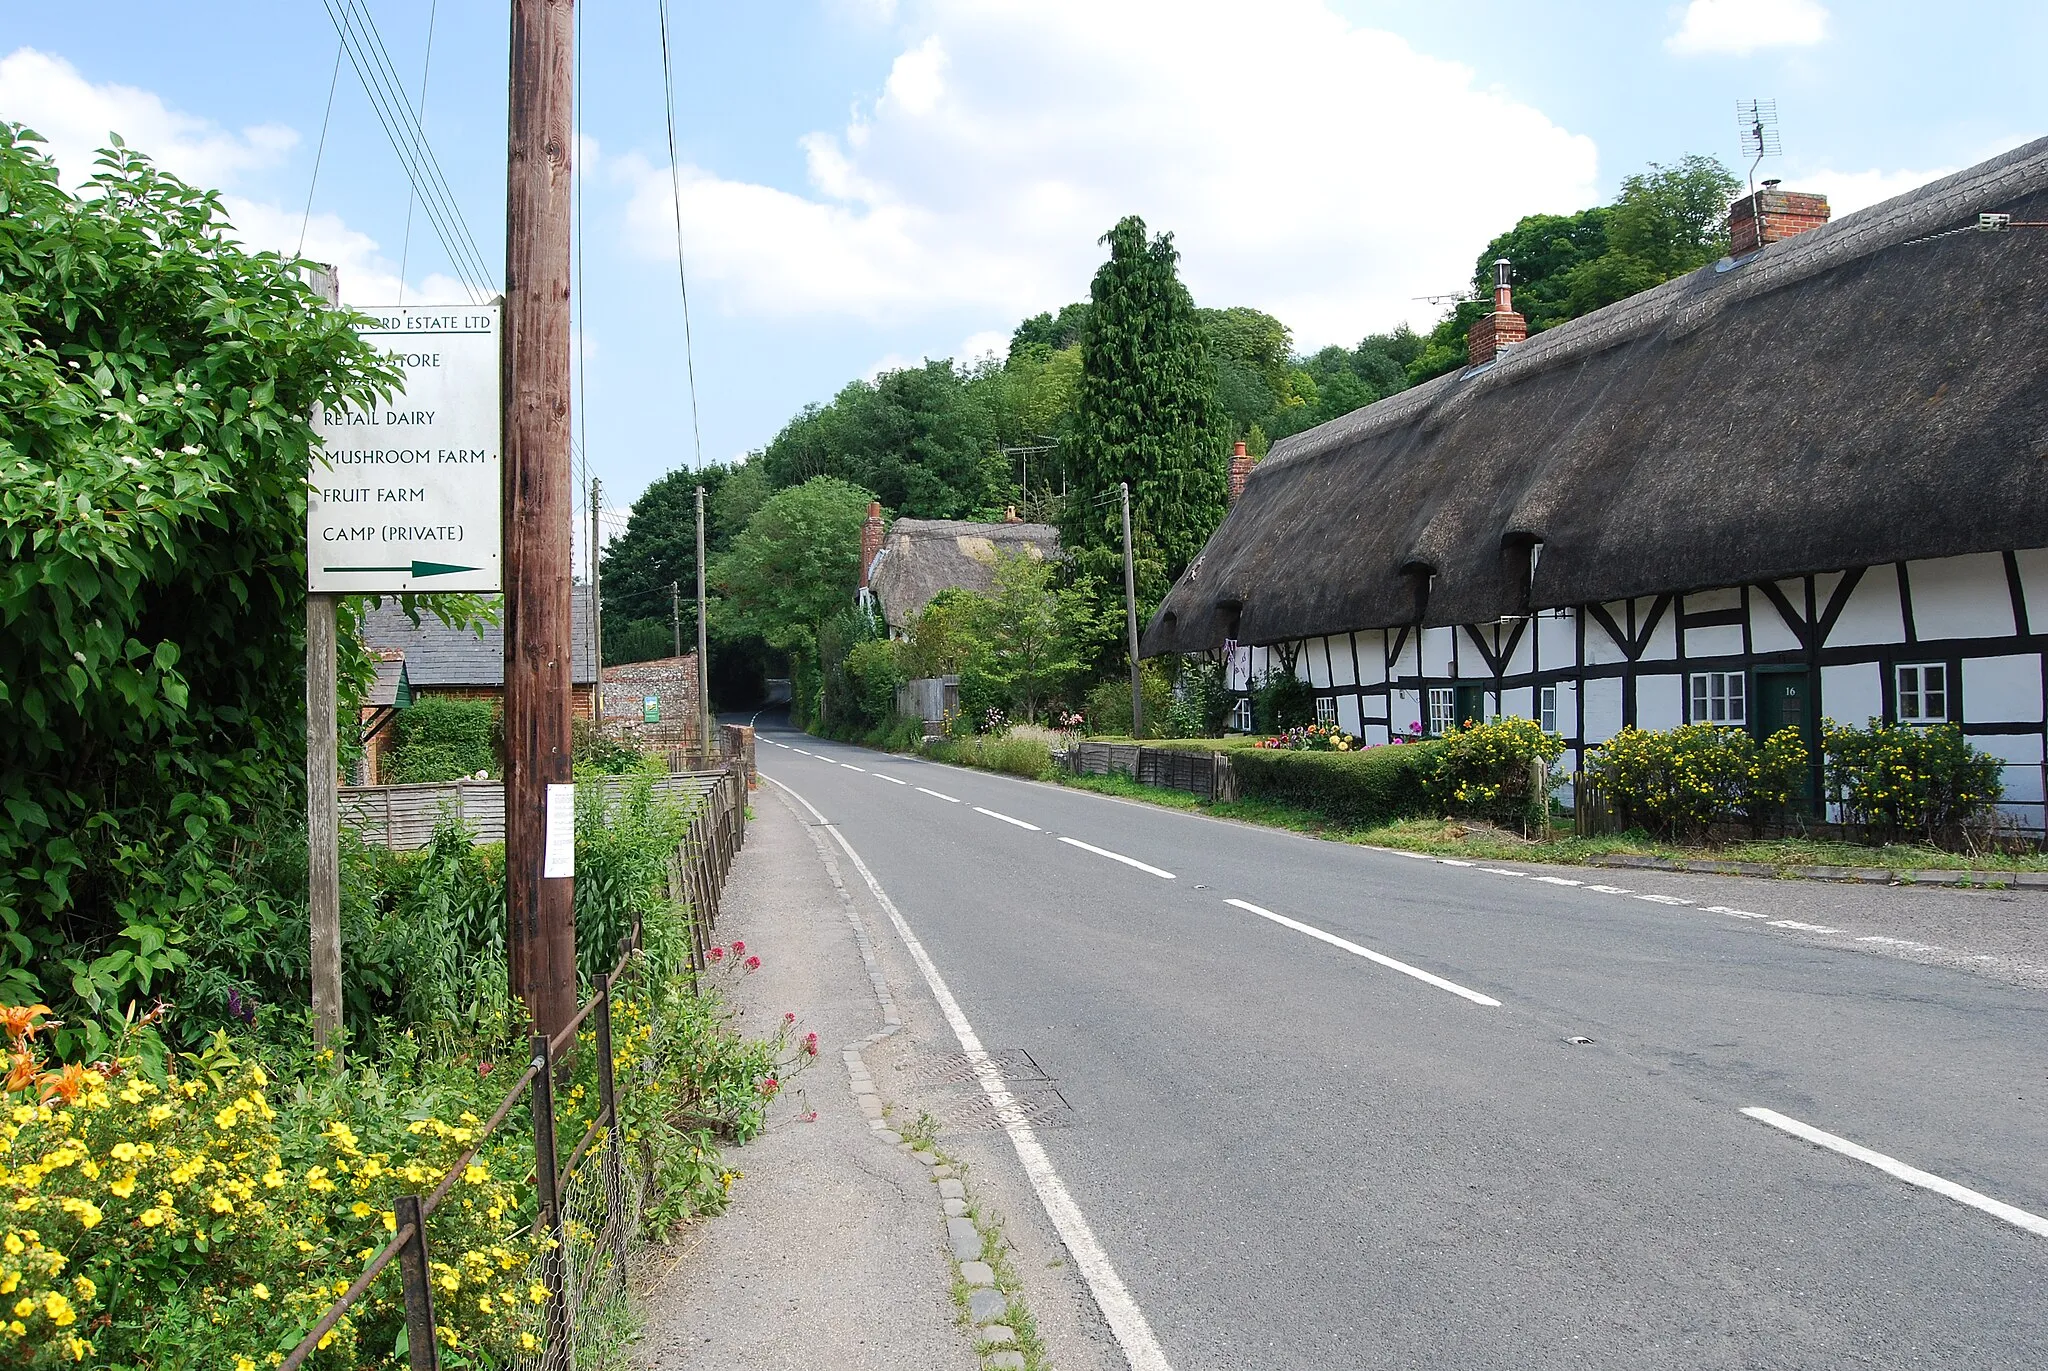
xmin=308 ymin=303 xmax=501 ymax=593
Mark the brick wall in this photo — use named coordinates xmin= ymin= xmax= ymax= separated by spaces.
xmin=1466 ymin=310 xmax=1527 ymax=367
xmin=1729 ymin=189 xmax=1831 ymax=256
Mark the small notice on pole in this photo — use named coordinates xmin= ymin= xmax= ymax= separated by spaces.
xmin=309 ymin=303 xmax=502 ymax=593
xmin=542 ymin=783 xmax=576 ymax=878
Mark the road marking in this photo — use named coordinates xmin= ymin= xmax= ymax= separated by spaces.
xmin=1438 ymin=859 xmax=1475 ymax=867
xmin=1705 ymin=905 xmax=1766 ymax=919
xmin=1634 ymin=894 xmax=1693 ymax=905
xmin=1742 ymin=1107 xmax=2048 ymax=1239
xmin=1768 ymin=918 xmax=1842 ymax=933
xmin=874 ymin=772 xmax=908 ymax=785
xmin=1058 ymin=837 xmax=1174 ymax=880
xmin=763 ymin=774 xmax=1176 ymax=1371
xmin=1224 ymin=899 xmax=1501 ymax=1007
xmin=1586 ymin=884 xmax=1631 ymax=893
xmin=974 ymin=806 xmax=1041 ymax=831
xmin=792 ymin=748 xmax=812 ymax=756
xmin=1859 ymin=935 xmax=1941 ymax=950
xmin=1531 ymin=876 xmax=1582 ymax=886
xmin=842 ymin=763 xmax=867 ymax=772
xmin=916 ymin=787 xmax=959 ymax=803
xmin=1478 ymin=868 xmax=1527 ymax=877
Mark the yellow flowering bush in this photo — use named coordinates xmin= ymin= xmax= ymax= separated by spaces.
xmin=1590 ymin=723 xmax=1807 ymax=838
xmin=1424 ymin=716 xmax=1566 ymax=828
xmin=1824 ymin=719 xmax=2002 ymax=843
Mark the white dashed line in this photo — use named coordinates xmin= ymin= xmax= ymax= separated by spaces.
xmin=1224 ymin=899 xmax=1502 ymax=1007
xmin=915 ymin=787 xmax=959 ymax=803
xmin=1706 ymin=905 xmax=1768 ymax=919
xmin=974 ymin=806 xmax=1041 ymax=831
xmin=1058 ymin=837 xmax=1174 ymax=880
xmin=1859 ymin=935 xmax=1942 ymax=951
xmin=1586 ymin=884 xmax=1631 ymax=894
xmin=1531 ymin=876 xmax=1583 ymax=886
xmin=1478 ymin=868 xmax=1527 ymax=877
xmin=873 ymin=772 xmax=908 ymax=785
xmin=1634 ymin=894 xmax=1694 ymax=906
xmin=1438 ymin=859 xmax=1475 ymax=867
xmin=792 ymin=748 xmax=812 ymax=755
xmin=1742 ymin=1107 xmax=2048 ymax=1239
xmin=1767 ymin=918 xmax=1842 ymax=933
xmin=841 ymin=763 xmax=867 ymax=772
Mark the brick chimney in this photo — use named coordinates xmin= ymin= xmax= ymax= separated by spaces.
xmin=857 ymin=500 xmax=884 ymax=590
xmin=1466 ymin=258 xmax=1526 ymax=367
xmin=1227 ymin=440 xmax=1257 ymax=504
xmin=1729 ymin=180 xmax=1830 ymax=256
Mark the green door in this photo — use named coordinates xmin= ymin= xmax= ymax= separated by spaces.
xmin=1752 ymin=669 xmax=1817 ymax=807
xmin=1454 ymin=685 xmax=1487 ymax=730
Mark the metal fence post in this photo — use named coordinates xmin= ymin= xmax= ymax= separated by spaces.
xmin=593 ymin=962 xmax=629 ymax=1296
xmin=394 ymin=1194 xmax=440 ymax=1371
xmin=529 ymin=1032 xmax=572 ymax=1367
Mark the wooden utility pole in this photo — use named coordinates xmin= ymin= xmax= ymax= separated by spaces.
xmin=589 ymin=476 xmax=604 ymax=721
xmin=1121 ymin=481 xmax=1143 ymax=739
xmin=502 ymin=0 xmax=578 ymax=1045
xmin=696 ymin=486 xmax=711 ymax=755
xmin=671 ymin=579 xmax=682 ymax=659
xmin=307 ymin=265 xmax=342 ymax=1051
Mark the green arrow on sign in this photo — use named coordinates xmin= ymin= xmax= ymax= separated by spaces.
xmin=322 ymin=561 xmax=481 ymax=578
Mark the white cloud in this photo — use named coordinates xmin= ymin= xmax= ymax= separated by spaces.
xmin=1796 ymin=165 xmax=1954 ymax=217
xmin=0 ymin=46 xmax=465 ymax=307
xmin=0 ymin=47 xmax=295 ymax=189
xmin=1666 ymin=0 xmax=1828 ymax=57
xmin=619 ymin=1 xmax=1599 ymax=346
xmin=956 ymin=329 xmax=1010 ymax=365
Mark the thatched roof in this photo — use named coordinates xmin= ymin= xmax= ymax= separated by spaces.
xmin=1145 ymin=136 xmax=2048 ymax=654
xmin=867 ymin=518 xmax=1061 ymax=628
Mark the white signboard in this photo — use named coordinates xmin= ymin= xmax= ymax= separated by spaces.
xmin=309 ymin=303 xmax=501 ymax=592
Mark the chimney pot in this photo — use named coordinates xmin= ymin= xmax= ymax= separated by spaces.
xmin=1228 ymin=442 xmax=1258 ymax=505
xmin=1467 ymin=257 xmax=1526 ymax=367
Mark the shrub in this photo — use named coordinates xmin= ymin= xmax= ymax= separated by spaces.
xmin=1162 ymin=658 xmax=1234 ymax=739
xmin=1590 ymin=724 xmax=1807 ymax=839
xmin=844 ymin=638 xmax=908 ymax=729
xmin=924 ymin=735 xmax=1055 ymax=780
xmin=1229 ymin=741 xmax=1446 ymax=828
xmin=1824 ymin=719 xmax=2002 ymax=843
xmin=384 ymin=696 xmax=500 ymax=783
xmin=1424 ymin=717 xmax=1565 ymax=828
xmin=572 ymin=716 xmax=646 ymax=776
xmin=1084 ymin=663 xmax=1174 ymax=738
xmin=1250 ymin=667 xmax=1315 ymax=732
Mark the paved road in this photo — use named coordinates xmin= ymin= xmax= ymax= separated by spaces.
xmin=750 ymin=721 xmax=2048 ymax=1370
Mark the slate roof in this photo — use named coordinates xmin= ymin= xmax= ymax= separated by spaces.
xmin=359 ymin=586 xmax=597 ymax=687
xmin=1144 ymin=136 xmax=2048 ymax=654
xmin=867 ymin=518 xmax=1061 ymax=628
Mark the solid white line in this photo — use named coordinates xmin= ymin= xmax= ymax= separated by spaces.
xmin=841 ymin=763 xmax=867 ymax=772
xmin=1224 ymin=899 xmax=1501 ymax=1007
xmin=915 ymin=786 xmax=960 ymax=803
xmin=874 ymin=772 xmax=909 ymax=785
xmin=762 ymin=774 xmax=1175 ymax=1371
xmin=1742 ymin=1107 xmax=2048 ymax=1239
xmin=1058 ymin=836 xmax=1175 ymax=880
xmin=974 ymin=806 xmax=1041 ymax=831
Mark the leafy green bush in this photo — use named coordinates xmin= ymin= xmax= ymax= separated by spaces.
xmin=1162 ymin=658 xmax=1233 ymax=739
xmin=572 ymin=716 xmax=648 ymax=776
xmin=1589 ymin=724 xmax=1807 ymax=838
xmin=0 ymin=126 xmax=398 ymax=1038
xmin=845 ymin=638 xmax=908 ymax=728
xmin=924 ymin=735 xmax=1056 ymax=780
xmin=1824 ymin=719 xmax=2002 ymax=843
xmin=383 ymin=696 xmax=500 ymax=783
xmin=1424 ymin=717 xmax=1565 ymax=827
xmin=1229 ymin=741 xmax=1445 ymax=828
xmin=1083 ymin=663 xmax=1173 ymax=738
xmin=1251 ymin=667 xmax=1316 ymax=732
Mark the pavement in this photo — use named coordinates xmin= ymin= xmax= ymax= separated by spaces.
xmin=741 ymin=719 xmax=2048 ymax=1371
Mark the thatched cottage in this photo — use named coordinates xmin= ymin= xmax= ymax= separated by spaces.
xmin=1144 ymin=137 xmax=2048 ymax=829
xmin=857 ymin=502 xmax=1062 ymax=636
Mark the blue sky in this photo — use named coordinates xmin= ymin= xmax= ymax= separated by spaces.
xmin=4 ymin=0 xmax=2043 ymax=525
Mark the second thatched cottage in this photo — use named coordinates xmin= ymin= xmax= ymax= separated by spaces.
xmin=1144 ymin=138 xmax=2048 ymax=830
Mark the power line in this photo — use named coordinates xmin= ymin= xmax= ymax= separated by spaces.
xmin=655 ymin=0 xmax=706 ymax=471
xmin=296 ymin=39 xmax=346 ymax=259
xmin=395 ymin=0 xmax=438 ymax=305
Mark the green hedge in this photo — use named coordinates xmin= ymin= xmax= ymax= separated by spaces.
xmin=1229 ymin=740 xmax=1446 ymax=828
xmin=384 ymin=696 xmax=499 ymax=783
xmin=924 ymin=734 xmax=1056 ymax=779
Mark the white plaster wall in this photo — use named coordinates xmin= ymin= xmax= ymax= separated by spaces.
xmin=1330 ymin=636 xmax=1357 ymax=687
xmin=1686 ymin=587 xmax=1741 ymax=615
xmin=1422 ymin=626 xmax=1454 ymax=677
xmin=1910 ymin=553 xmax=2015 ymax=640
xmin=1751 ymin=584 xmax=1804 ymax=654
xmin=2014 ymin=547 xmax=2048 ymax=629
xmin=1552 ymin=680 xmax=1578 ymax=740
xmin=1537 ymin=610 xmax=1576 ymax=669
xmin=1637 ymin=674 xmax=1683 ymax=731
xmin=1363 ymin=721 xmax=1391 ymax=746
xmin=1583 ymin=676 xmax=1623 ymax=743
xmin=1828 ymin=565 xmax=1906 ymax=647
xmin=1502 ymin=685 xmax=1534 ymax=722
xmin=1389 ymin=689 xmax=1421 ymax=736
xmin=1358 ymin=632 xmax=1387 ymax=685
xmin=1585 ymin=605 xmax=1630 ymax=665
xmin=1686 ymin=625 xmax=1744 ymax=659
xmin=1337 ymin=694 xmax=1362 ymax=735
xmin=1976 ymin=733 xmax=2045 ymax=808
xmin=1303 ymin=643 xmax=1326 ymax=688
xmin=1962 ymin=654 xmax=2044 ymax=724
xmin=1822 ymin=662 xmax=1883 ymax=728
xmin=1506 ymin=624 xmax=1536 ymax=676
xmin=1640 ymin=600 xmax=1679 ymax=662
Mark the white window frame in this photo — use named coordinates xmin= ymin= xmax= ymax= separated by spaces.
xmin=1689 ymin=671 xmax=1746 ymax=725
xmin=1539 ymin=684 xmax=1558 ymax=734
xmin=1896 ymin=662 xmax=1950 ymax=724
xmin=1228 ymin=696 xmax=1254 ymax=733
xmin=1427 ymin=687 xmax=1456 ymax=737
xmin=1315 ymin=695 xmax=1338 ymax=726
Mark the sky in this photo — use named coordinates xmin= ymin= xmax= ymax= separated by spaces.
xmin=4 ymin=0 xmax=2045 ymax=527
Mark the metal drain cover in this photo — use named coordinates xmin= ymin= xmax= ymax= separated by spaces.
xmin=897 ymin=1048 xmax=1052 ymax=1086
xmin=937 ymin=1083 xmax=1075 ymax=1132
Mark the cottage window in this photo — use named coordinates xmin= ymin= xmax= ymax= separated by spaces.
xmin=1229 ymin=697 xmax=1253 ymax=733
xmin=1427 ymin=687 xmax=1456 ymax=737
xmin=1897 ymin=663 xmax=1949 ymax=724
xmin=1315 ymin=696 xmax=1338 ymax=726
xmin=1539 ymin=685 xmax=1558 ymax=734
xmin=1690 ymin=671 xmax=1746 ymax=725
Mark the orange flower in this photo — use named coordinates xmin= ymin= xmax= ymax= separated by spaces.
xmin=4 ymin=1053 xmax=35 ymax=1094
xmin=0 ymin=1005 xmax=53 ymax=1049
xmin=37 ymin=1064 xmax=90 ymax=1105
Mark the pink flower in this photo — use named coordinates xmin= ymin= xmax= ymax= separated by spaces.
xmin=731 ymin=940 xmax=746 ymax=955
xmin=758 ymin=1074 xmax=780 ymax=1097
xmin=801 ymin=1110 xmax=818 ymax=1123
xmin=803 ymin=1032 xmax=818 ymax=1056
xmin=478 ymin=1060 xmax=494 ymax=1077
xmin=784 ymin=1011 xmax=796 ymax=1023
xmin=744 ymin=955 xmax=762 ymax=972
xmin=708 ymin=946 xmax=725 ymax=962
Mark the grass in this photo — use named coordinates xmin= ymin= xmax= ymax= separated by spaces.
xmin=1056 ymin=774 xmax=2048 ymax=874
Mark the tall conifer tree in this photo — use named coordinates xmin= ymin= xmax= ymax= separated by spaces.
xmin=1066 ymin=215 xmax=1224 ymax=606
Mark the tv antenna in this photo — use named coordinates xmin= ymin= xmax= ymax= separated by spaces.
xmin=1737 ymin=98 xmax=1781 ymax=202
